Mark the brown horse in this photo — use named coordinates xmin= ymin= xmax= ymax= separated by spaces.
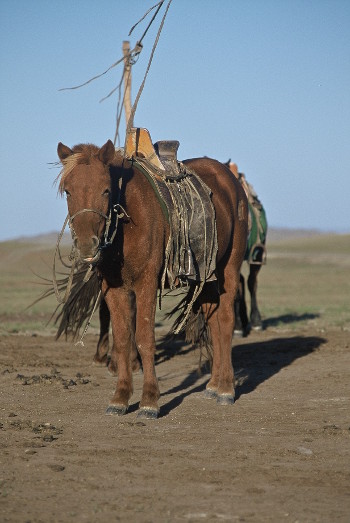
xmin=56 ymin=139 xmax=248 ymax=418
xmin=90 ymin=159 xmax=266 ymax=362
xmin=225 ymin=161 xmax=267 ymax=337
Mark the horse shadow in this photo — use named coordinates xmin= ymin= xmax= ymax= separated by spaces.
xmin=263 ymin=312 xmax=320 ymax=329
xmin=151 ymin=334 xmax=326 ymax=417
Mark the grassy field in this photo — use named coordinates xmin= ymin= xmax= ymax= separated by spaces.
xmin=253 ymin=232 xmax=350 ymax=331
xmin=0 ymin=231 xmax=349 ymax=335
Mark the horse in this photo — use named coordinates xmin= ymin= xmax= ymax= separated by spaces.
xmin=83 ymin=159 xmax=267 ymax=363
xmin=56 ymin=139 xmax=248 ymax=418
xmin=225 ymin=161 xmax=267 ymax=337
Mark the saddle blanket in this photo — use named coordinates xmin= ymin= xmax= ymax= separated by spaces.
xmin=129 ymin=157 xmax=218 ymax=289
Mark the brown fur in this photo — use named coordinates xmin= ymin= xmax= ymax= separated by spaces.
xmin=225 ymin=161 xmax=266 ymax=335
xmin=56 ymin=140 xmax=248 ymax=416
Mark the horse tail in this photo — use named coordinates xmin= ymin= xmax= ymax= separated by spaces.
xmin=166 ymin=288 xmax=213 ymax=365
xmin=183 ymin=307 xmax=213 ymax=365
xmin=31 ymin=266 xmax=101 ymax=340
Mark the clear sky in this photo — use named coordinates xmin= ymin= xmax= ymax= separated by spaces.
xmin=1 ymin=0 xmax=349 ymax=241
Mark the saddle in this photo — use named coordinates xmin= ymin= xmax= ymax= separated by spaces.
xmin=124 ymin=128 xmax=218 ymax=291
xmin=229 ymin=163 xmax=267 ymax=265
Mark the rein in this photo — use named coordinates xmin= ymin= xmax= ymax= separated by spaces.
xmin=53 ymin=215 xmax=76 ymax=304
xmin=69 ymin=207 xmax=112 ymax=256
xmin=52 ymin=201 xmax=128 ymax=347
xmin=52 ymin=177 xmax=127 ymax=306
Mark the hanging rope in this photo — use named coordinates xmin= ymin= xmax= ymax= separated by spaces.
xmin=128 ymin=1 xmax=164 ymax=37
xmin=74 ymin=289 xmax=102 ymax=347
xmin=52 ymin=215 xmax=77 ymax=304
xmin=124 ymin=0 xmax=173 ymax=146
xmin=58 ymin=1 xmax=173 ymax=146
xmin=58 ymin=1 xmax=167 ymax=96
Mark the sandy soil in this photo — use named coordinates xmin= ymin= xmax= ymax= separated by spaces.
xmin=0 ymin=326 xmax=349 ymax=523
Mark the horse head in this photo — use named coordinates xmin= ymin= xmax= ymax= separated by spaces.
xmin=57 ymin=140 xmax=116 ymax=264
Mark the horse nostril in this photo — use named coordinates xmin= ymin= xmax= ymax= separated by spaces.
xmin=91 ymin=236 xmax=99 ymax=249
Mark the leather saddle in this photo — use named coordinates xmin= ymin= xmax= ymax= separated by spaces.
xmin=124 ymin=127 xmax=218 ymax=287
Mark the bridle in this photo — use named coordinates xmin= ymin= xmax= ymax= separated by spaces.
xmin=53 ymin=177 xmax=128 ymax=305
xmin=68 ymin=207 xmax=115 ymax=257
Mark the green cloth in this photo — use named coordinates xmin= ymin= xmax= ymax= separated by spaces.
xmin=245 ymin=203 xmax=267 ymax=263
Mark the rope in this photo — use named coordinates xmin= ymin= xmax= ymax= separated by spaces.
xmin=53 ymin=214 xmax=77 ymax=304
xmin=58 ymin=43 xmax=142 ymax=92
xmin=75 ymin=289 xmax=102 ymax=347
xmin=129 ymin=1 xmax=165 ymax=38
xmin=52 ymin=181 xmax=128 ymax=345
xmin=124 ymin=0 xmax=173 ymax=146
xmin=172 ymin=176 xmax=212 ymax=334
xmin=58 ymin=0 xmax=171 ymax=144
xmin=53 ymin=208 xmax=110 ymax=305
xmin=58 ymin=2 xmax=173 ymax=149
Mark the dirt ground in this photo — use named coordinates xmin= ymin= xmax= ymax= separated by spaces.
xmin=0 ymin=323 xmax=349 ymax=523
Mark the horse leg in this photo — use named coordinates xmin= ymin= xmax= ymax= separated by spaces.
xmin=201 ymin=288 xmax=235 ymax=404
xmin=134 ymin=281 xmax=160 ymax=419
xmin=204 ymin=292 xmax=236 ymax=404
xmin=95 ymin=296 xmax=141 ymax=374
xmin=129 ymin=293 xmax=142 ymax=373
xmin=93 ymin=298 xmax=110 ymax=365
xmin=216 ymin=288 xmax=237 ymax=403
xmin=109 ymin=292 xmax=142 ymax=374
xmin=234 ymin=273 xmax=249 ymax=337
xmin=205 ymin=250 xmax=242 ymax=404
xmin=104 ymin=286 xmax=135 ymax=415
xmin=203 ymin=301 xmax=221 ymax=399
xmin=248 ymin=264 xmax=263 ymax=330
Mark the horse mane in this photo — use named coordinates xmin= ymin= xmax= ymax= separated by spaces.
xmin=55 ymin=143 xmax=124 ymax=195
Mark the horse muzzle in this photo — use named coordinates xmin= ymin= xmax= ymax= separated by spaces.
xmin=68 ymin=208 xmax=113 ymax=265
xmin=73 ymin=235 xmax=101 ymax=264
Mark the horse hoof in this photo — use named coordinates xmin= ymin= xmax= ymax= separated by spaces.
xmin=234 ymin=329 xmax=244 ymax=338
xmin=105 ymin=404 xmax=127 ymax=416
xmin=204 ymin=388 xmax=217 ymax=399
xmin=217 ymin=393 xmax=235 ymax=405
xmin=252 ymin=325 xmax=263 ymax=331
xmin=92 ymin=358 xmax=103 ymax=366
xmin=137 ymin=408 xmax=158 ymax=420
xmin=92 ymin=354 xmax=109 ymax=366
xmin=107 ymin=365 xmax=118 ymax=377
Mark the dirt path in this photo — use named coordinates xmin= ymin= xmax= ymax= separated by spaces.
xmin=0 ymin=327 xmax=349 ymax=522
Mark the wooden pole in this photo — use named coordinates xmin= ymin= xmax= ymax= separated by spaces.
xmin=122 ymin=41 xmax=133 ymax=127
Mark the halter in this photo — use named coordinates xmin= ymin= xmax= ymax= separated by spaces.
xmin=53 ymin=177 xmax=128 ymax=305
xmin=69 ymin=207 xmax=113 ymax=255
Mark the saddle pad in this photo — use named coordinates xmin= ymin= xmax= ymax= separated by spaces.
xmin=246 ymin=203 xmax=267 ymax=264
xmin=129 ymin=158 xmax=218 ymax=288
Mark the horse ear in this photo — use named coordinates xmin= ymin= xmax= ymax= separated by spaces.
xmin=98 ymin=140 xmax=115 ymax=165
xmin=57 ymin=142 xmax=74 ymax=162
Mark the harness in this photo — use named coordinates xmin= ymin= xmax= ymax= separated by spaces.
xmin=53 ymin=179 xmax=127 ymax=305
xmin=53 ymin=128 xmax=218 ymax=341
xmin=129 ymin=156 xmax=218 ymax=333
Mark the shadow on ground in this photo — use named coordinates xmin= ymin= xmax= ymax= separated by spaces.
xmin=153 ymin=335 xmax=326 ymax=417
xmin=233 ymin=335 xmax=326 ymax=399
xmin=263 ymin=312 xmax=320 ymax=328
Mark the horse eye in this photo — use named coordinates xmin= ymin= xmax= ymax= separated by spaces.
xmin=103 ymin=189 xmax=110 ymax=196
xmin=64 ymin=189 xmax=71 ymax=197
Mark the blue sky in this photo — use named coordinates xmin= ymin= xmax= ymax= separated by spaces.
xmin=1 ymin=0 xmax=349 ymax=241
